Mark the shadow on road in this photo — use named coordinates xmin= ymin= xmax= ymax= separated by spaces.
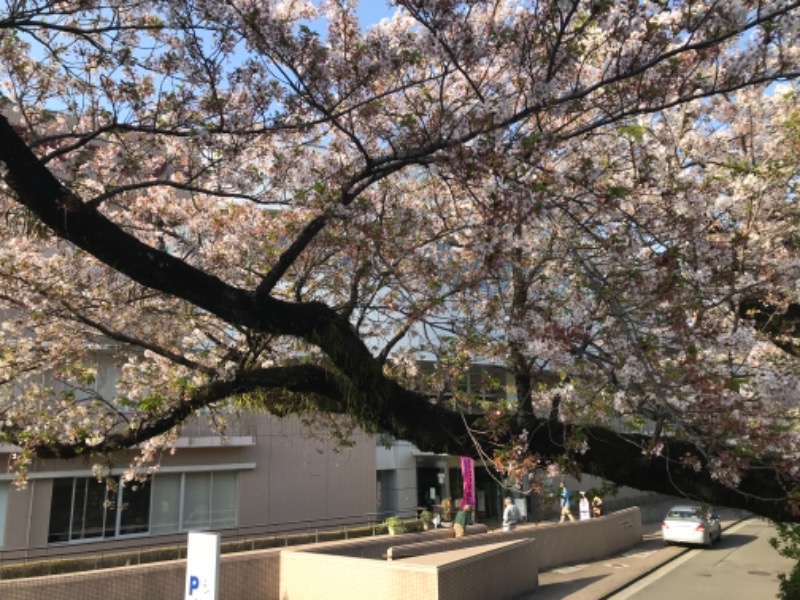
xmin=714 ymin=533 xmax=758 ymax=548
xmin=665 ymin=533 xmax=757 ymax=551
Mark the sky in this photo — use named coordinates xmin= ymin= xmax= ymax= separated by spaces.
xmin=356 ymin=1 xmax=397 ymax=28
xmin=295 ymin=1 xmax=396 ymax=42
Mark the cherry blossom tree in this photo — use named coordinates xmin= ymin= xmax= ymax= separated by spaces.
xmin=0 ymin=0 xmax=798 ymax=521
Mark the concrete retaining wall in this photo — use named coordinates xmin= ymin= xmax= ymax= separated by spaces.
xmin=435 ymin=540 xmax=538 ymax=600
xmin=302 ymin=524 xmax=488 ymax=559
xmin=527 ymin=507 xmax=642 ymax=571
xmin=280 ymin=539 xmax=538 ymax=600
xmin=0 ymin=508 xmax=641 ymax=600
xmin=388 ymin=507 xmax=641 ymax=570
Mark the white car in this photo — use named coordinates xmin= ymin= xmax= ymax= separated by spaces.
xmin=661 ymin=504 xmax=722 ymax=547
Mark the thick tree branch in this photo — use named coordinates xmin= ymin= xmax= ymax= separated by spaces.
xmin=13 ymin=360 xmax=794 ymax=521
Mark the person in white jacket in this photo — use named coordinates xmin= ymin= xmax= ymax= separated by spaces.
xmin=579 ymin=491 xmax=591 ymax=520
xmin=502 ymin=497 xmax=521 ymax=531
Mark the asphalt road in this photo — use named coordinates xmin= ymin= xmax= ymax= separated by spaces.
xmin=610 ymin=519 xmax=795 ymax=600
xmin=530 ymin=512 xmax=795 ymax=600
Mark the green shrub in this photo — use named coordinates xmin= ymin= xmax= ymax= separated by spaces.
xmin=778 ymin=564 xmax=800 ymax=600
xmin=221 ymin=540 xmax=252 ymax=553
xmin=771 ymin=522 xmax=800 ymax=600
xmin=0 ymin=563 xmax=47 ymax=580
xmin=97 ymin=553 xmax=134 ymax=569
xmin=317 ymin=530 xmax=344 ymax=542
xmin=344 ymin=526 xmax=375 ymax=539
xmin=252 ymin=536 xmax=283 ymax=550
xmin=383 ymin=516 xmax=407 ymax=534
xmin=138 ymin=547 xmax=181 ymax=564
xmin=48 ymin=557 xmax=95 ymax=575
xmin=285 ymin=533 xmax=315 ymax=546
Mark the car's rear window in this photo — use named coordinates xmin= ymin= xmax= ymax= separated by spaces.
xmin=667 ymin=510 xmax=699 ymax=519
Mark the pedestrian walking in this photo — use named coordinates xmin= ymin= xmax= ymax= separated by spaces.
xmin=579 ymin=490 xmax=591 ymax=520
xmin=502 ymin=497 xmax=521 ymax=532
xmin=592 ymin=494 xmax=604 ymax=517
xmin=559 ymin=481 xmax=575 ymax=522
xmin=454 ymin=503 xmax=471 ymax=538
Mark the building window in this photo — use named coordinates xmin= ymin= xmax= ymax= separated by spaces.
xmin=182 ymin=471 xmax=238 ymax=531
xmin=118 ymin=480 xmax=151 ymax=536
xmin=417 ymin=362 xmax=507 ymax=408
xmin=0 ymin=481 xmax=9 ymax=546
xmin=151 ymin=473 xmax=181 ymax=535
xmin=48 ymin=477 xmax=150 ymax=543
xmin=183 ymin=472 xmax=211 ymax=529
xmin=48 ymin=471 xmax=238 ymax=543
xmin=209 ymin=471 xmax=237 ymax=529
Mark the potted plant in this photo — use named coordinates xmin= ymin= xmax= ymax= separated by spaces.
xmin=419 ymin=510 xmax=434 ymax=531
xmin=441 ymin=498 xmax=454 ymax=522
xmin=383 ymin=516 xmax=407 ymax=535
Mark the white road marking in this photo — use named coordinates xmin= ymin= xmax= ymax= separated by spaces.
xmin=553 ymin=564 xmax=589 ymax=574
xmin=622 ymin=550 xmax=659 ymax=559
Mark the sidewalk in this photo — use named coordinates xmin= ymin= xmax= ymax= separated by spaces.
xmin=518 ymin=507 xmax=746 ymax=600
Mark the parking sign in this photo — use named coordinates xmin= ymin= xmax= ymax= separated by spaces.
xmin=184 ymin=532 xmax=220 ymax=599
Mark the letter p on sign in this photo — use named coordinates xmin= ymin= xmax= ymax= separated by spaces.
xmin=188 ymin=575 xmax=200 ymax=596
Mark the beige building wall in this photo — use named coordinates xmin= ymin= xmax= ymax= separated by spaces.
xmin=0 ymin=412 xmax=376 ymax=555
xmin=237 ymin=415 xmax=376 ymax=528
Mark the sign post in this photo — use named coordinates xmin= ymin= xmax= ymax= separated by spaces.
xmin=184 ymin=532 xmax=220 ymax=600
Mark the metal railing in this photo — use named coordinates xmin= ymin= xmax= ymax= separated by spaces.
xmin=0 ymin=508 xmax=420 ymax=567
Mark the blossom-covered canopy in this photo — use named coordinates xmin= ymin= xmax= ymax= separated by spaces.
xmin=0 ymin=0 xmax=798 ymax=520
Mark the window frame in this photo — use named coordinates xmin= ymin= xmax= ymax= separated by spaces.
xmin=47 ymin=470 xmax=238 ymax=544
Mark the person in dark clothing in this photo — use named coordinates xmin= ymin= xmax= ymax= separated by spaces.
xmin=454 ymin=503 xmax=472 ymax=537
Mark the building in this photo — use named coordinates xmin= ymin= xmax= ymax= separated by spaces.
xmin=0 ymin=411 xmax=376 ymax=559
xmin=0 ymin=347 xmax=521 ymax=558
xmin=376 ymin=361 xmax=515 ymax=522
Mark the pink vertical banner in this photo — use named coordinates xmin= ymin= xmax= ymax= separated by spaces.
xmin=460 ymin=456 xmax=475 ymax=508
